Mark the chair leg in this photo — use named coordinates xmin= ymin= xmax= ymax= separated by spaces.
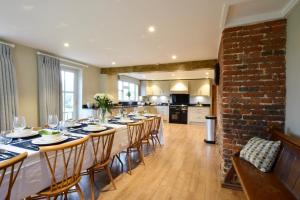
xmin=116 ymin=154 xmax=124 ymax=171
xmin=105 ymin=165 xmax=117 ymax=190
xmin=126 ymin=148 xmax=132 ymax=175
xmin=75 ymin=183 xmax=85 ymax=200
xmin=138 ymin=146 xmax=145 ymax=165
xmin=151 ymin=137 xmax=156 ymax=150
xmin=155 ymin=135 xmax=162 ymax=146
xmin=88 ymin=169 xmax=95 ymax=200
xmin=110 ymin=155 xmax=116 ymax=168
xmin=64 ymin=191 xmax=68 ymax=200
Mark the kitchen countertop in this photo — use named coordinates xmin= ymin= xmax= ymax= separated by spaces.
xmin=82 ymin=104 xmax=210 ymax=109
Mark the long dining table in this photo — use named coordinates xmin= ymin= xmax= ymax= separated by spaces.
xmin=0 ymin=118 xmax=164 ymax=200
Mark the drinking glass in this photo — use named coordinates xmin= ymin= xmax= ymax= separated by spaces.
xmin=58 ymin=121 xmax=67 ymax=134
xmin=48 ymin=114 xmax=59 ymax=129
xmin=13 ymin=116 xmax=26 ymax=133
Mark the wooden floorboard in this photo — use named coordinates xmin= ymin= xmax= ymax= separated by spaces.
xmin=68 ymin=123 xmax=245 ymax=200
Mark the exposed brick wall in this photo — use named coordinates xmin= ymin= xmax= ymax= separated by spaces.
xmin=218 ymin=19 xmax=287 ymax=175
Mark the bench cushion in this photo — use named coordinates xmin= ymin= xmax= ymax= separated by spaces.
xmin=232 ymin=155 xmax=296 ymax=200
xmin=240 ymin=137 xmax=281 ymax=172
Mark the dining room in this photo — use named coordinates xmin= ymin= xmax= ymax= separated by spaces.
xmin=1 ymin=0 xmax=300 ymax=200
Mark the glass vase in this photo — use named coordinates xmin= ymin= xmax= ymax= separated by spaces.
xmin=99 ymin=108 xmax=107 ymax=124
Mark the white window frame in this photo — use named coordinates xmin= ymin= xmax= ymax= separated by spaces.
xmin=61 ymin=66 xmax=80 ymax=120
xmin=118 ymin=80 xmax=139 ymax=102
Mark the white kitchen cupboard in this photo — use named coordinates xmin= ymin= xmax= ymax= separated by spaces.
xmin=156 ymin=106 xmax=169 ymax=122
xmin=170 ymin=80 xmax=189 ymax=93
xmin=188 ymin=106 xmax=210 ymax=124
xmin=189 ymin=79 xmax=211 ymax=96
xmin=141 ymin=81 xmax=170 ymax=96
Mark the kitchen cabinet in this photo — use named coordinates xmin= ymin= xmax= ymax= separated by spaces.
xmin=156 ymin=106 xmax=169 ymax=122
xmin=189 ymin=79 xmax=211 ymax=96
xmin=170 ymin=80 xmax=189 ymax=93
xmin=188 ymin=106 xmax=210 ymax=124
xmin=141 ymin=81 xmax=170 ymax=96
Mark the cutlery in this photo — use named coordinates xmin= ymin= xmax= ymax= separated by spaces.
xmin=23 ymin=143 xmax=39 ymax=151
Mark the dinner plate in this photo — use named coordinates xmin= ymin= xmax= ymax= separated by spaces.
xmin=82 ymin=126 xmax=107 ymax=132
xmin=32 ymin=135 xmax=69 ymax=145
xmin=118 ymin=119 xmax=134 ymax=123
xmin=6 ymin=130 xmax=40 ymax=139
xmin=143 ymin=114 xmax=156 ymax=117
xmin=65 ymin=123 xmax=82 ymax=128
xmin=134 ymin=116 xmax=146 ymax=120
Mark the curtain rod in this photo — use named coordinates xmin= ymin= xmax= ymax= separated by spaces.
xmin=0 ymin=41 xmax=15 ymax=48
xmin=37 ymin=51 xmax=88 ymax=68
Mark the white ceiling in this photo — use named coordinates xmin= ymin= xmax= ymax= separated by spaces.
xmin=0 ymin=0 xmax=298 ymax=67
xmin=120 ymin=69 xmax=214 ymax=80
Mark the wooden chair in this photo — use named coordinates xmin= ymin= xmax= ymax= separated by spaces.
xmin=126 ymin=121 xmax=144 ymax=174
xmin=141 ymin=118 xmax=155 ymax=149
xmin=30 ymin=136 xmax=89 ymax=200
xmin=0 ymin=152 xmax=27 ymax=200
xmin=150 ymin=116 xmax=162 ymax=147
xmin=85 ymin=129 xmax=116 ymax=200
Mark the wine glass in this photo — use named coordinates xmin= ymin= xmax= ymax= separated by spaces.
xmin=48 ymin=114 xmax=58 ymax=129
xmin=13 ymin=116 xmax=26 ymax=133
xmin=0 ymin=130 xmax=12 ymax=144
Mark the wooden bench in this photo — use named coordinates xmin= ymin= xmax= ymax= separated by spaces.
xmin=232 ymin=129 xmax=300 ymax=200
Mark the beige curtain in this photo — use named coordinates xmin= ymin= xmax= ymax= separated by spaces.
xmin=37 ymin=54 xmax=62 ymax=126
xmin=0 ymin=44 xmax=18 ymax=131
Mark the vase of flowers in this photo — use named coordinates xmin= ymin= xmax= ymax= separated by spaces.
xmin=94 ymin=93 xmax=114 ymax=124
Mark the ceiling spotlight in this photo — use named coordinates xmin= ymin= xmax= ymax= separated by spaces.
xmin=148 ymin=26 xmax=155 ymax=33
xmin=64 ymin=43 xmax=69 ymax=47
xmin=205 ymin=72 xmax=209 ymax=75
xmin=112 ymin=61 xmax=116 ymax=65
xmin=172 ymin=55 xmax=177 ymax=60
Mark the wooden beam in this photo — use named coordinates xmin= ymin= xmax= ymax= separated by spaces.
xmin=100 ymin=59 xmax=218 ymax=74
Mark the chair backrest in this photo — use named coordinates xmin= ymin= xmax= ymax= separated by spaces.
xmin=152 ymin=116 xmax=162 ymax=132
xmin=39 ymin=136 xmax=89 ymax=193
xmin=0 ymin=152 xmax=27 ymax=200
xmin=143 ymin=118 xmax=154 ymax=139
xmin=127 ymin=121 xmax=144 ymax=147
xmin=89 ymin=129 xmax=116 ymax=166
xmin=270 ymin=129 xmax=300 ymax=198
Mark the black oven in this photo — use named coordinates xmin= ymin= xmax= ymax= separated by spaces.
xmin=169 ymin=105 xmax=188 ymax=124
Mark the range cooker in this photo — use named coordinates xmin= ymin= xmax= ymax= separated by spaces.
xmin=169 ymin=105 xmax=188 ymax=124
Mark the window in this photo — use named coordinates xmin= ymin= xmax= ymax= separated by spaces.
xmin=118 ymin=80 xmax=139 ymax=101
xmin=61 ymin=67 xmax=79 ymax=120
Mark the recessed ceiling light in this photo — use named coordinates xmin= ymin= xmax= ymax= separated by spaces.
xmin=64 ymin=43 xmax=69 ymax=47
xmin=148 ymin=26 xmax=155 ymax=33
xmin=112 ymin=61 xmax=116 ymax=65
xmin=172 ymin=55 xmax=177 ymax=60
xmin=23 ymin=5 xmax=34 ymax=11
xmin=171 ymin=73 xmax=175 ymax=77
xmin=205 ymin=72 xmax=209 ymax=75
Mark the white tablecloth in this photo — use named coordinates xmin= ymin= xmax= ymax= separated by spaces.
xmin=0 ymin=122 xmax=164 ymax=200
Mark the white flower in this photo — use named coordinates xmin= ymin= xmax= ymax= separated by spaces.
xmin=107 ymin=94 xmax=114 ymax=101
xmin=94 ymin=93 xmax=105 ymax=99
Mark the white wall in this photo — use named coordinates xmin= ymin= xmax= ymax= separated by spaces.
xmin=2 ymin=40 xmax=101 ymax=126
xmin=285 ymin=2 xmax=300 ymax=137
